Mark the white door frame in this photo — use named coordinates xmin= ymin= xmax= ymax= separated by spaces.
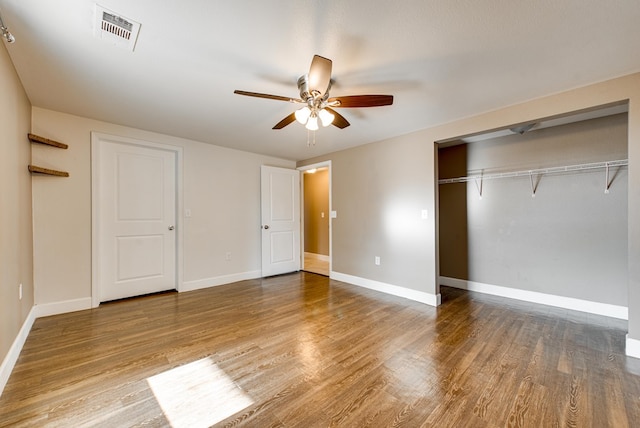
xmin=298 ymin=161 xmax=332 ymax=275
xmin=91 ymin=132 xmax=184 ymax=307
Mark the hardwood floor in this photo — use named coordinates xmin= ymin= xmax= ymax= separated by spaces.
xmin=2 ymin=272 xmax=640 ymax=427
xmin=303 ymin=253 xmax=329 ymax=276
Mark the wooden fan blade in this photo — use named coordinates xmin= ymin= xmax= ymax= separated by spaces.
xmin=273 ymin=112 xmax=297 ymax=129
xmin=325 ymin=107 xmax=350 ymax=129
xmin=234 ymin=90 xmax=303 ymax=103
xmin=328 ymin=94 xmax=394 ymax=108
xmin=308 ymin=55 xmax=332 ymax=96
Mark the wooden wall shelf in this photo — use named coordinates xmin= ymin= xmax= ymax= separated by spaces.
xmin=28 ymin=133 xmax=69 ymax=177
xmin=28 ymin=133 xmax=68 ymax=149
xmin=28 ymin=165 xmax=69 ymax=177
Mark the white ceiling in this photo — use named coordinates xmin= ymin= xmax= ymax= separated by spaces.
xmin=1 ymin=0 xmax=639 ymax=161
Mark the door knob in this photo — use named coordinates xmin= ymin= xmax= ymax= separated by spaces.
xmin=263 ymin=225 xmax=270 ymax=229
xmin=168 ymin=225 xmax=175 ymax=230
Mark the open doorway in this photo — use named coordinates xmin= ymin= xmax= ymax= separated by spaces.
xmin=300 ymin=163 xmax=331 ymax=276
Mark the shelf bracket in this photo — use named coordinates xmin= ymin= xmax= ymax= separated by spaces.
xmin=529 ymin=171 xmax=540 ymax=198
xmin=474 ymin=177 xmax=483 ymax=200
xmin=604 ymin=161 xmax=625 ymax=194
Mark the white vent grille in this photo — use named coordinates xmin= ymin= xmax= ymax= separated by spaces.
xmin=95 ymin=4 xmax=140 ymax=51
xmin=102 ymin=13 xmax=132 ymax=40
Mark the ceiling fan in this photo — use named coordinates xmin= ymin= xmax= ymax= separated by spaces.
xmin=234 ymin=55 xmax=394 ymax=130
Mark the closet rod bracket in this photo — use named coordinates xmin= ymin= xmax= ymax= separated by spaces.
xmin=474 ymin=177 xmax=483 ymax=200
xmin=529 ymin=171 xmax=537 ymax=198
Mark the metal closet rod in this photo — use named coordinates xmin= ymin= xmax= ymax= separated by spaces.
xmin=438 ymin=159 xmax=629 ymax=184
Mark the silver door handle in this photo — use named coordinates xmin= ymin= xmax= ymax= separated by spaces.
xmin=263 ymin=225 xmax=269 ymax=229
xmin=168 ymin=225 xmax=175 ymax=230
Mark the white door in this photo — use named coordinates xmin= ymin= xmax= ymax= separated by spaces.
xmin=261 ymin=166 xmax=300 ymax=276
xmin=96 ymin=138 xmax=177 ymax=302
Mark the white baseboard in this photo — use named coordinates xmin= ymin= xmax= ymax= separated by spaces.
xmin=0 ymin=307 xmax=36 ymax=397
xmin=626 ymin=335 xmax=640 ymax=359
xmin=331 ymin=271 xmax=441 ymax=307
xmin=440 ymin=276 xmax=628 ymax=320
xmin=33 ymin=297 xmax=93 ymax=319
xmin=304 ymin=252 xmax=330 ymax=262
xmin=181 ymin=270 xmax=262 ymax=293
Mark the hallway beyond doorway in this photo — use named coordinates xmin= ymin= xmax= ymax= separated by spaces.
xmin=304 ymin=252 xmax=329 ymax=276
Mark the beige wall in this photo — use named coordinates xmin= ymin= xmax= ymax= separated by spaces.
xmin=300 ymin=72 xmax=640 ymax=340
xmin=301 ymin=134 xmax=437 ymax=291
xmin=303 ymin=169 xmax=329 ymax=256
xmin=0 ymin=44 xmax=33 ymax=365
xmin=31 ymin=108 xmax=294 ymax=306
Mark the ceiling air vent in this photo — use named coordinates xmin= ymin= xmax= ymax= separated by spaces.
xmin=94 ymin=4 xmax=141 ymax=51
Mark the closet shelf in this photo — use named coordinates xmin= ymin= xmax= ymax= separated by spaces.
xmin=28 ymin=133 xmax=68 ymax=149
xmin=28 ymin=165 xmax=69 ymax=177
xmin=438 ymin=159 xmax=628 ymax=184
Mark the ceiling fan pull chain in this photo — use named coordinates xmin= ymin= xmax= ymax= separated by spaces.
xmin=306 ymin=129 xmax=317 ymax=147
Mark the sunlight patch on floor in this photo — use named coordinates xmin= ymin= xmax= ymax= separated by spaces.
xmin=147 ymin=357 xmax=253 ymax=428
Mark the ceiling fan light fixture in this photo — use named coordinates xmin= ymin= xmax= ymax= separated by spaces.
xmin=295 ymin=106 xmax=311 ymax=124
xmin=306 ymin=115 xmax=319 ymax=131
xmin=234 ymin=54 xmax=394 ymax=133
xmin=318 ymin=108 xmax=334 ymax=127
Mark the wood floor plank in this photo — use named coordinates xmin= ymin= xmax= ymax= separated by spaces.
xmin=1 ymin=273 xmax=640 ymax=427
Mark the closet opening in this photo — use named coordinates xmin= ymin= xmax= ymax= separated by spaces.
xmin=437 ymin=103 xmax=629 ymax=319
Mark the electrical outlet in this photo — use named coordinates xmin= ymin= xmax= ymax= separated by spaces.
xmin=225 ymin=252 xmax=232 ymax=261
xmin=375 ymin=256 xmax=380 ymax=266
xmin=421 ymin=209 xmax=428 ymax=219
xmin=19 ymin=283 xmax=22 ymax=300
